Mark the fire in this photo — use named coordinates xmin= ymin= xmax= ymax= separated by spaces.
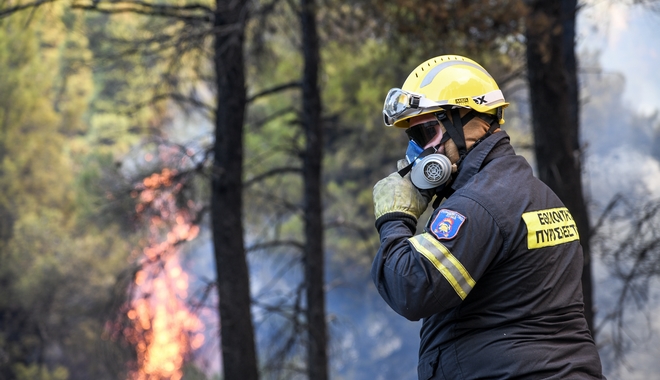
xmin=123 ymin=166 xmax=205 ymax=379
xmin=127 ymin=255 xmax=205 ymax=380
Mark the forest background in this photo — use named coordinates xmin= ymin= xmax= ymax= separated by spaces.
xmin=1 ymin=0 xmax=660 ymax=379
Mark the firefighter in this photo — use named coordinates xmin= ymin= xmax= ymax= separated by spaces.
xmin=372 ymin=55 xmax=605 ymax=379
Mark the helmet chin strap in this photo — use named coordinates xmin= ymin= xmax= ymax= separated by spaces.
xmin=435 ymin=109 xmax=471 ymax=160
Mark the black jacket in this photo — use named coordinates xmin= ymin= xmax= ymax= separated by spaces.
xmin=372 ymin=132 xmax=604 ymax=379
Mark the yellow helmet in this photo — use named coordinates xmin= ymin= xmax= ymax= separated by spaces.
xmin=383 ymin=55 xmax=509 ymax=128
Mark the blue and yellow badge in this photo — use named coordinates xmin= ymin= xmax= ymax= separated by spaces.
xmin=430 ymin=209 xmax=466 ymax=240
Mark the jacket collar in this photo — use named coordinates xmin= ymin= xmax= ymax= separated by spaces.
xmin=450 ymin=131 xmax=512 ymax=190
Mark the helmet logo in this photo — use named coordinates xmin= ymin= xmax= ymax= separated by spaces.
xmin=455 ymin=97 xmax=469 ymax=105
xmin=473 ymin=95 xmax=486 ymax=105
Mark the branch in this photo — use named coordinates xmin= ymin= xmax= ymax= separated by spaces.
xmin=140 ymin=92 xmax=215 ymax=114
xmin=71 ymin=0 xmax=213 ymax=22
xmin=189 ymin=279 xmax=216 ymax=312
xmin=257 ymin=283 xmax=305 ymax=375
xmin=252 ymin=254 xmax=303 ymax=300
xmin=0 ymin=0 xmax=57 ymax=19
xmin=590 ymin=193 xmax=623 ymax=236
xmin=92 ymin=27 xmax=212 ymax=62
xmin=91 ymin=92 xmax=214 ymax=116
xmin=247 ymin=81 xmax=302 ymax=103
xmin=250 ymin=189 xmax=302 ymax=214
xmin=244 ymin=166 xmax=302 ymax=188
xmin=251 ymin=105 xmax=296 ymax=124
xmin=325 ymin=218 xmax=374 ymax=241
xmin=246 ymin=239 xmax=304 ymax=253
xmin=497 ymin=64 xmax=526 ymax=88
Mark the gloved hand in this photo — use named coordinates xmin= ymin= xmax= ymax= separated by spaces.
xmin=373 ymin=159 xmax=432 ymax=224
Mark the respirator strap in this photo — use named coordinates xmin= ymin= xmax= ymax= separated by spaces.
xmin=398 ymin=145 xmax=439 ymax=177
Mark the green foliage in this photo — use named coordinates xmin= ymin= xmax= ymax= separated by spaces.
xmin=13 ymin=363 xmax=69 ymax=380
xmin=81 ymin=11 xmax=188 ymax=155
xmin=359 ymin=0 xmax=527 ymax=57
xmin=320 ymin=40 xmax=411 ymax=266
xmin=0 ymin=5 xmax=142 ymax=380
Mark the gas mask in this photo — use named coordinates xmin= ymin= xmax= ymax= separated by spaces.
xmin=400 ymin=140 xmax=452 ymax=190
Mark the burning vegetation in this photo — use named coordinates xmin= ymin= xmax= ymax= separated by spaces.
xmin=109 ymin=159 xmax=207 ymax=379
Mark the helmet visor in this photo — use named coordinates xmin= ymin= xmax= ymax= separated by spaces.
xmin=382 ymin=88 xmax=446 ymax=127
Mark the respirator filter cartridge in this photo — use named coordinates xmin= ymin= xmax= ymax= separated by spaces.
xmin=410 ymin=154 xmax=452 ymax=190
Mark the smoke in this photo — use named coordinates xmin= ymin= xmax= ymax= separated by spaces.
xmin=324 ymin=266 xmax=420 ymax=380
xmin=578 ymin=4 xmax=660 ymax=378
xmin=580 ymin=0 xmax=660 ymax=115
xmin=176 ymin=216 xmax=424 ymax=379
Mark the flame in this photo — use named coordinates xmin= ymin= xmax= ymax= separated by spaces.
xmin=127 ymin=255 xmax=203 ymax=380
xmin=123 ymin=167 xmax=204 ymax=380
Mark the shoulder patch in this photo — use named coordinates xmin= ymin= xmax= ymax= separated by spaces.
xmin=430 ymin=209 xmax=466 ymax=240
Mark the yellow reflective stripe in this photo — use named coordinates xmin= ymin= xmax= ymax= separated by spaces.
xmin=521 ymin=207 xmax=580 ymax=249
xmin=408 ymin=233 xmax=476 ymax=300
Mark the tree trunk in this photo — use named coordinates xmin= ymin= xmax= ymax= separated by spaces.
xmin=301 ymin=0 xmax=329 ymax=378
xmin=525 ymin=0 xmax=595 ymax=333
xmin=212 ymin=1 xmax=259 ymax=379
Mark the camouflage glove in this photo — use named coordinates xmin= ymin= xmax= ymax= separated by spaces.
xmin=373 ymin=160 xmax=431 ymax=226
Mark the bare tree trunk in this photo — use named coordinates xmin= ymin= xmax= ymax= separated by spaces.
xmin=525 ymin=0 xmax=595 ymax=333
xmin=212 ymin=1 xmax=259 ymax=379
xmin=301 ymin=0 xmax=329 ymax=378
